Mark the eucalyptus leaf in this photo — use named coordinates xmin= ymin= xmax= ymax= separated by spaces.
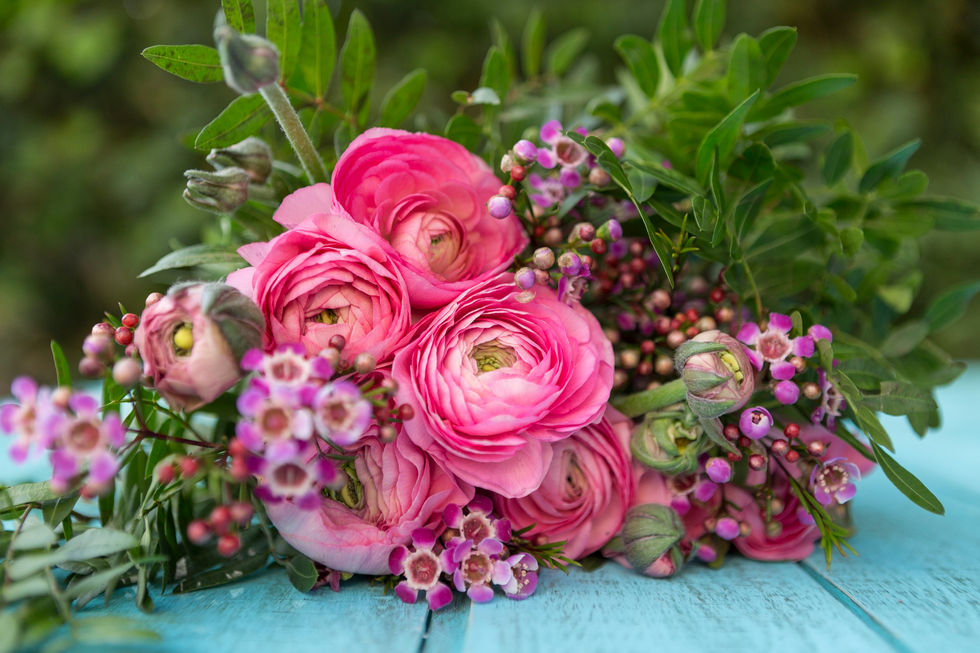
xmin=379 ymin=69 xmax=426 ymax=127
xmin=266 ymin=0 xmax=302 ymax=81
xmin=58 ymin=528 xmax=139 ymax=561
xmin=11 ymin=522 xmax=57 ymax=551
xmin=221 ymin=0 xmax=255 ymax=34
xmin=693 ymin=0 xmax=725 ymax=51
xmin=139 ymin=244 xmax=245 ymax=278
xmin=1 ymin=576 xmax=49 ymax=602
xmin=141 ymin=45 xmax=223 ymax=83
xmin=194 ymin=94 xmax=271 ymax=151
xmin=870 ymin=441 xmax=944 ymax=515
xmin=614 ymin=35 xmax=660 ymax=98
xmin=296 ymin=0 xmax=336 ymax=99
xmin=339 ymin=10 xmax=375 ymax=122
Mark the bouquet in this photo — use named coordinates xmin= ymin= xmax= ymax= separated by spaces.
xmin=2 ymin=0 xmax=977 ymax=646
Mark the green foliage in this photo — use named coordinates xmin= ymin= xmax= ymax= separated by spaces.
xmin=141 ymin=45 xmax=224 ymax=84
xmin=195 ymin=95 xmax=272 ymax=150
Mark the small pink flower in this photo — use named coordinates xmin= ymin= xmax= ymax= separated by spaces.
xmin=389 ymin=528 xmax=454 ymax=610
xmin=810 ymin=457 xmax=862 ymax=506
xmin=811 ymin=368 xmax=845 ymax=429
xmin=500 ymin=552 xmax=538 ymax=600
xmin=442 ymin=536 xmax=511 ymax=603
xmin=252 ymin=441 xmax=339 ymax=510
xmin=737 ymin=312 xmax=814 ymax=379
xmin=330 ymin=128 xmax=528 ymax=309
xmin=46 ymin=393 xmax=124 ymax=494
xmin=0 ymin=377 xmax=47 ymax=462
xmin=311 ymin=381 xmax=372 ymax=446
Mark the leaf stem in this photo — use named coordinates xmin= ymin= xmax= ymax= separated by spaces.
xmin=611 ymin=377 xmax=687 ymax=417
xmin=259 ymin=83 xmax=329 ymax=184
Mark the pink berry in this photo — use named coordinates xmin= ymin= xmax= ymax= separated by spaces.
xmin=187 ymin=520 xmax=210 ymax=545
xmin=217 ymin=533 xmax=240 ymax=557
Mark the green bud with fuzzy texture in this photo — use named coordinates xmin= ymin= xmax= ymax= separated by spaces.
xmin=207 ymin=137 xmax=274 ymax=184
xmin=675 ymin=330 xmax=756 ymax=419
xmin=183 ymin=167 xmax=250 ymax=214
xmin=620 ymin=503 xmax=685 ymax=575
xmin=214 ymin=21 xmax=279 ymax=96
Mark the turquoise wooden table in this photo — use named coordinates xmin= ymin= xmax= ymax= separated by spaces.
xmin=4 ymin=367 xmax=980 ymax=652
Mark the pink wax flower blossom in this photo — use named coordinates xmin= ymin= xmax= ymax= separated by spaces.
xmin=252 ymin=441 xmax=340 ymax=510
xmin=528 ymin=172 xmax=567 ymax=209
xmin=500 ymin=552 xmax=539 ymax=600
xmin=1 ymin=376 xmax=49 ymax=462
xmin=311 ymin=380 xmax=373 ymax=446
xmin=330 ymin=128 xmax=528 ymax=309
xmin=494 ymin=406 xmax=634 ymax=559
xmin=134 ymin=282 xmax=263 ymax=412
xmin=389 ymin=528 xmax=454 ymax=610
xmin=811 ymin=368 xmax=845 ymax=429
xmin=443 ymin=495 xmax=512 ymax=546
xmin=535 ymin=120 xmax=588 ymax=175
xmin=45 ymin=393 xmax=125 ymax=494
xmin=235 ymin=384 xmax=314 ymax=462
xmin=441 ymin=536 xmax=512 ymax=603
xmin=264 ymin=428 xmax=473 ymax=575
xmin=810 ymin=457 xmax=862 ymax=506
xmin=736 ymin=312 xmax=814 ymax=379
xmin=391 ymin=274 xmax=614 ymax=498
xmin=227 ymin=209 xmax=413 ymax=363
xmin=240 ymin=343 xmax=333 ymax=392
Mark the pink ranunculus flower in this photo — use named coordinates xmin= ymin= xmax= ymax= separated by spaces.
xmin=264 ymin=428 xmax=473 ymax=575
xmin=226 ymin=204 xmax=413 ymax=362
xmin=494 ymin=406 xmax=634 ymax=559
xmin=330 ymin=128 xmax=529 ymax=309
xmin=392 ymin=274 xmax=614 ymax=498
xmin=134 ymin=283 xmax=263 ymax=412
xmin=728 ymin=422 xmax=875 ymax=561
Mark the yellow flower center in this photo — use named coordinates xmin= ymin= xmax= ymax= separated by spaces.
xmin=173 ymin=324 xmax=194 ymax=355
xmin=719 ymin=351 xmax=744 ymax=383
xmin=314 ymin=308 xmax=340 ymax=325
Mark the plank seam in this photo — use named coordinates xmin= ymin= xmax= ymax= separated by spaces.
xmin=798 ymin=561 xmax=917 ymax=653
xmin=417 ymin=607 xmax=434 ymax=653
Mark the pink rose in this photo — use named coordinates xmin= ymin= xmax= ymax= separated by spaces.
xmin=134 ymin=283 xmax=263 ymax=412
xmin=227 ymin=201 xmax=413 ymax=362
xmin=331 ymin=128 xmax=528 ymax=308
xmin=392 ymin=274 xmax=614 ymax=498
xmin=265 ymin=429 xmax=472 ymax=575
xmin=494 ymin=406 xmax=634 ymax=559
xmin=728 ymin=422 xmax=874 ymax=561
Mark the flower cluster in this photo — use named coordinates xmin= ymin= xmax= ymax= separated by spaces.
xmin=389 ymin=497 xmax=539 ymax=609
xmin=1 ymin=378 xmax=124 ymax=496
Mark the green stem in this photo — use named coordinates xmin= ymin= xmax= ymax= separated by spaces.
xmin=611 ymin=377 xmax=687 ymax=418
xmin=247 ymin=184 xmax=276 ymax=203
xmin=259 ymin=84 xmax=329 ymax=185
xmin=741 ymin=257 xmax=764 ymax=320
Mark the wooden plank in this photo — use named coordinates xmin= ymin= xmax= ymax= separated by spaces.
xmin=800 ymin=367 xmax=980 ymax=653
xmin=431 ymin=559 xmax=893 ymax=653
xmin=68 ymin=569 xmax=429 ymax=652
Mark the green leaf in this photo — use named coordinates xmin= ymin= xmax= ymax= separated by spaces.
xmin=0 ymin=611 xmax=19 ymax=653
xmin=194 ymin=94 xmax=271 ymax=151
xmin=480 ymin=46 xmax=509 ymax=101
xmin=823 ymin=130 xmax=853 ymax=185
xmin=924 ymin=281 xmax=980 ymax=332
xmin=297 ymin=0 xmax=336 ymax=99
xmin=173 ymin=551 xmax=268 ymax=593
xmin=222 ymin=0 xmax=255 ymax=33
xmin=626 ymin=160 xmax=705 ymax=197
xmin=757 ymin=26 xmax=797 ymax=86
xmin=379 ymin=69 xmax=426 ymax=128
xmin=339 ymin=9 xmax=375 ymax=123
xmin=42 ymin=494 xmax=78 ymax=527
xmin=444 ymin=114 xmax=481 ymax=150
xmin=754 ymin=74 xmax=857 ymax=120
xmin=859 ymin=139 xmax=921 ymax=194
xmin=863 ymin=381 xmax=938 ymax=416
xmin=880 ymin=320 xmax=930 ymax=358
xmin=58 ymin=528 xmax=139 ymax=561
xmin=726 ymin=34 xmax=765 ymax=102
xmin=141 ymin=45 xmax=223 ymax=84
xmin=1 ymin=576 xmax=49 ymax=602
xmin=139 ymin=244 xmax=245 ymax=278
xmin=695 ymin=89 xmax=760 ymax=181
xmin=64 ymin=562 xmax=135 ymax=600
xmin=833 ymin=371 xmax=894 ymax=451
xmin=546 ymin=28 xmax=589 ymax=77
xmin=657 ymin=0 xmax=690 ymax=77
xmin=614 ymin=35 xmax=660 ymax=98
xmin=899 ymin=196 xmax=980 ymax=231
xmin=11 ymin=522 xmax=57 ymax=551
xmin=870 ymin=441 xmax=944 ymax=514
xmin=266 ymin=0 xmax=302 ymax=81
xmin=470 ymin=87 xmax=500 ymax=106
xmin=840 ymin=226 xmax=863 ymax=256
xmin=521 ymin=9 xmax=545 ymax=78
xmin=759 ymin=121 xmax=829 ymax=147
xmin=693 ymin=0 xmax=725 ymax=51
xmin=0 ymin=482 xmax=59 ymax=511
xmin=50 ymin=341 xmax=71 ymax=389
xmin=733 ymin=179 xmax=772 ymax=241
xmin=285 ymin=555 xmax=318 ymax=592
xmin=70 ymin=616 xmax=160 ymax=645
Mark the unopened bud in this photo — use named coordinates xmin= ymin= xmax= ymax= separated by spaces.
xmin=184 ymin=167 xmax=250 ymax=214
xmin=214 ymin=22 xmax=279 ymax=95
xmin=207 ymin=137 xmax=273 ymax=183
xmin=112 ymin=357 xmax=143 ymax=388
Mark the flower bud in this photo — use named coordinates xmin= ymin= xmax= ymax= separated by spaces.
xmin=631 ymin=413 xmax=706 ymax=475
xmin=597 ymin=219 xmax=622 ymax=242
xmin=183 ymin=167 xmax=250 ymax=214
xmin=207 ymin=137 xmax=274 ymax=184
xmin=705 ymin=456 xmax=733 ymax=483
xmin=557 ymin=252 xmax=582 ymax=276
xmin=620 ymin=504 xmax=685 ymax=574
xmin=514 ymin=267 xmax=536 ymax=290
xmin=214 ymin=22 xmax=279 ymax=95
xmin=112 ymin=357 xmax=143 ymax=388
xmin=134 ymin=282 xmax=264 ymax=412
xmin=487 ymin=195 xmax=513 ymax=219
xmin=739 ymin=406 xmax=773 ymax=440
xmin=512 ymin=139 xmax=538 ymax=163
xmin=532 ymin=247 xmax=555 ymax=270
xmin=588 ymin=167 xmax=611 ymax=187
xmin=674 ymin=331 xmax=755 ymax=418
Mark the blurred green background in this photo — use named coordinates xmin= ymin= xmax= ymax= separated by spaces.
xmin=0 ymin=0 xmax=978 ymax=388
